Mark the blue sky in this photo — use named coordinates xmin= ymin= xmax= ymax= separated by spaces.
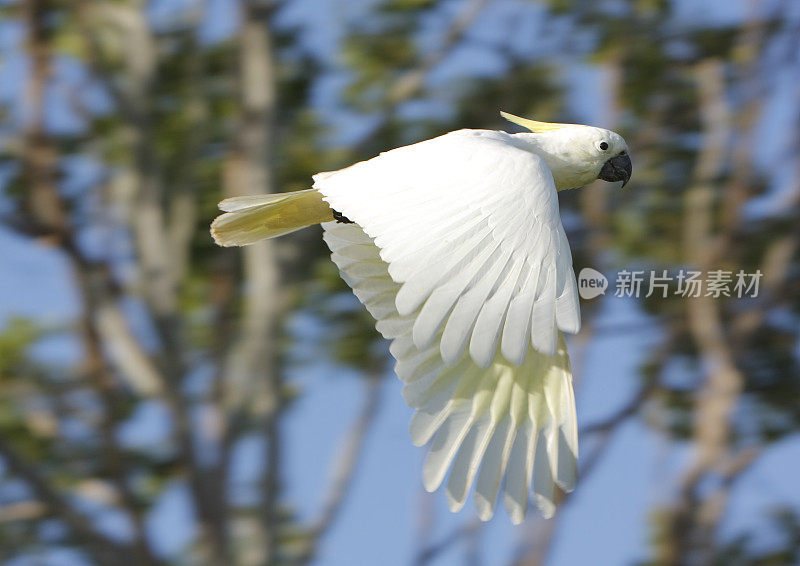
xmin=1 ymin=0 xmax=800 ymax=564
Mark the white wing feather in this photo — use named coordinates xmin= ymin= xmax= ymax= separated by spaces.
xmin=316 ymin=129 xmax=580 ymax=366
xmin=323 ymin=221 xmax=578 ymax=523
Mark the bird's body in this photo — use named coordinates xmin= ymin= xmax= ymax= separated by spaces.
xmin=211 ymin=113 xmax=631 ymax=523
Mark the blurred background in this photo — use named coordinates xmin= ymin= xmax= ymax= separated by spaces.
xmin=0 ymin=0 xmax=799 ymax=564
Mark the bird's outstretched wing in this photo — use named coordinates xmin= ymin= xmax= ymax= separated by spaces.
xmin=317 ymin=130 xmax=581 ymax=521
xmin=316 ymin=129 xmax=580 ymax=367
xmin=323 ymin=222 xmax=577 ymax=522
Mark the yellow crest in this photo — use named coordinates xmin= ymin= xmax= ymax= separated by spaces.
xmin=500 ymin=111 xmax=570 ymax=133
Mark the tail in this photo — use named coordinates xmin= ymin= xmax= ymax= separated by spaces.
xmin=210 ymin=188 xmax=335 ymax=247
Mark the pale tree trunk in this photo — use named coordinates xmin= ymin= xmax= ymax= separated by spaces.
xmin=13 ymin=1 xmax=161 ymax=565
xmin=659 ymin=2 xmax=778 ymax=559
xmin=663 ymin=34 xmax=765 ymax=563
xmin=70 ymin=2 xmax=235 ymax=562
xmin=578 ymin=48 xmax=622 ymax=254
xmin=221 ymin=3 xmax=283 ymax=565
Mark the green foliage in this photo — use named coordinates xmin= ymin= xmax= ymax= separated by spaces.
xmin=1 ymin=0 xmax=799 ymax=563
xmin=0 ymin=319 xmax=40 ymax=378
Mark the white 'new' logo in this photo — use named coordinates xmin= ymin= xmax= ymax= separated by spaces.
xmin=578 ymin=267 xmax=608 ymax=300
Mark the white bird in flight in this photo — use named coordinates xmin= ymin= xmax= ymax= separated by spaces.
xmin=211 ymin=111 xmax=632 ymax=523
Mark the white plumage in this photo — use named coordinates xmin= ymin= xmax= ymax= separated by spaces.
xmin=324 ymin=221 xmax=577 ymax=522
xmin=316 ymin=130 xmax=581 ymax=367
xmin=210 ymin=113 xmax=632 ymax=523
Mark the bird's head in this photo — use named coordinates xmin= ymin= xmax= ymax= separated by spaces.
xmin=501 ymin=111 xmax=632 ymax=191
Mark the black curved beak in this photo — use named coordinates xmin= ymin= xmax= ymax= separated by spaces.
xmin=598 ymin=152 xmax=632 ymax=187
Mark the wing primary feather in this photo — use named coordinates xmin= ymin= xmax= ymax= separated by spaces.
xmin=555 ymin=270 xmax=581 ymax=334
xmin=530 ymin=264 xmax=558 ymax=355
xmin=395 ymin=225 xmax=492 ymax=316
xmin=423 ymin=409 xmax=475 ymax=492
xmin=474 ymin=416 xmax=515 ymax=521
xmin=501 ymin=421 xmax=532 ymax=525
xmin=402 ymin=357 xmax=468 ymax=408
xmin=532 ymin=427 xmax=556 ymax=519
xmin=445 ymin=413 xmax=495 ymax=512
xmin=409 ymin=394 xmax=461 ymax=447
xmin=470 ymin=257 xmax=526 ymax=367
xmin=500 ymin=264 xmax=539 ymax=365
xmin=439 ymin=248 xmax=512 ymax=365
xmin=412 ymin=238 xmax=503 ymax=350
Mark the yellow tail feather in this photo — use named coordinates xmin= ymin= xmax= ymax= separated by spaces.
xmin=210 ymin=188 xmax=335 ymax=247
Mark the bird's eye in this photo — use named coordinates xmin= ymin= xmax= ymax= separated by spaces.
xmin=599 ymin=141 xmax=609 ymax=151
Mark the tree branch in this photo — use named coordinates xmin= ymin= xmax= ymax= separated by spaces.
xmin=294 ymin=376 xmax=384 ymax=565
xmin=385 ymin=0 xmax=490 ymax=105
xmin=414 ymin=517 xmax=482 ymax=566
xmin=0 ymin=435 xmax=131 ymax=566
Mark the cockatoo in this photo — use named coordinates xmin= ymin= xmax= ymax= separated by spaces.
xmin=211 ymin=112 xmax=632 ymax=523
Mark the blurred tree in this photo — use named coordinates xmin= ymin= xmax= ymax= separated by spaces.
xmin=0 ymin=0 xmax=798 ymax=565
xmin=0 ymin=0 xmax=350 ymax=563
